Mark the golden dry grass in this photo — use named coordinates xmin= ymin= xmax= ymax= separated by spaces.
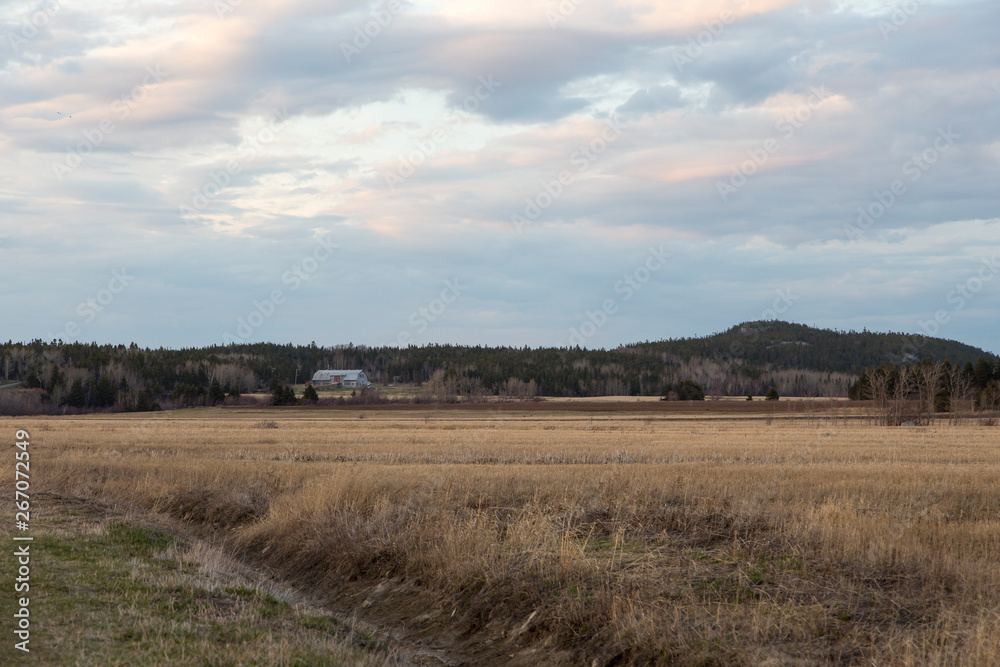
xmin=5 ymin=407 xmax=1000 ymax=665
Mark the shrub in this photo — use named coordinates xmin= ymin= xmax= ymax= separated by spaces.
xmin=661 ymin=380 xmax=705 ymax=401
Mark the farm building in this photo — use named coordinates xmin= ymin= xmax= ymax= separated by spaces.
xmin=310 ymin=369 xmax=372 ymax=388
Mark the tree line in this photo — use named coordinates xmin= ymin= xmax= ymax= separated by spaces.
xmin=849 ymin=356 xmax=1000 ymax=425
xmin=0 ymin=322 xmax=994 ymax=415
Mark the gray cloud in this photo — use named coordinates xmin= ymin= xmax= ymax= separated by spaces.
xmin=0 ymin=0 xmax=998 ymax=353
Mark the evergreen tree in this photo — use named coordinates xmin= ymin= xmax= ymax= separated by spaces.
xmin=271 ymin=385 xmax=285 ymax=406
xmin=678 ymin=380 xmax=705 ymax=400
xmin=95 ymin=375 xmax=116 ymax=408
xmin=934 ymin=388 xmax=951 ymax=413
xmin=848 ymin=370 xmax=870 ymax=400
xmin=67 ymin=379 xmax=86 ymax=408
xmin=662 ymin=379 xmax=705 ymax=401
xmin=209 ymin=379 xmax=226 ymax=405
xmin=135 ymin=389 xmax=152 ymax=412
xmin=765 ymin=386 xmax=780 ymax=401
xmin=48 ymin=364 xmax=64 ymax=392
xmin=973 ymin=357 xmax=993 ymax=390
xmin=302 ymin=384 xmax=319 ymax=402
xmin=282 ymin=386 xmax=297 ymax=405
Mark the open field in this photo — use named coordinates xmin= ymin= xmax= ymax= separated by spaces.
xmin=4 ymin=406 xmax=1000 ymax=665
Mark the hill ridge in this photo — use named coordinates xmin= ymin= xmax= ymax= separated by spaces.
xmin=622 ymin=320 xmax=994 ymax=375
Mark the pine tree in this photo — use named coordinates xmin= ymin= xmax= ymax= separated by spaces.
xmin=95 ymin=375 xmax=116 ymax=408
xmin=67 ymin=379 xmax=86 ymax=408
xmin=271 ymin=385 xmax=285 ymax=406
xmin=765 ymin=386 xmax=780 ymax=401
xmin=209 ymin=379 xmax=226 ymax=405
xmin=303 ymin=384 xmax=319 ymax=402
xmin=973 ymin=357 xmax=993 ymax=390
xmin=48 ymin=364 xmax=64 ymax=392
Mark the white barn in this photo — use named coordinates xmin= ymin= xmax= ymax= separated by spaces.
xmin=311 ymin=369 xmax=372 ymax=388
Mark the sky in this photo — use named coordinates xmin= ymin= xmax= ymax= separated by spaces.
xmin=1 ymin=0 xmax=998 ymax=352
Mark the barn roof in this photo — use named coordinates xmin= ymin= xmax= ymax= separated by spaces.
xmin=311 ymin=369 xmax=367 ymax=381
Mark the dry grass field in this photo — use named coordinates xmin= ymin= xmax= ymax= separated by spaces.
xmin=3 ymin=406 xmax=1000 ymax=665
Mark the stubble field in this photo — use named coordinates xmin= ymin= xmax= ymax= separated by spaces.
xmin=3 ymin=405 xmax=1000 ymax=665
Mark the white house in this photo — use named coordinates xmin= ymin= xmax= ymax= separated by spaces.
xmin=310 ymin=369 xmax=372 ymax=388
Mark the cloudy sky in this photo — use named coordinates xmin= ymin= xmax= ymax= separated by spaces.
xmin=1 ymin=0 xmax=998 ymax=352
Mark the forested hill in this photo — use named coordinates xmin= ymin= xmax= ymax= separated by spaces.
xmin=624 ymin=321 xmax=994 ymax=375
xmin=0 ymin=322 xmax=995 ymax=409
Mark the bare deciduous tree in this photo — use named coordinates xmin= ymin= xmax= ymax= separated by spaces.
xmin=914 ymin=361 xmax=944 ymax=425
xmin=948 ymin=366 xmax=973 ymax=425
xmin=500 ymin=377 xmax=538 ymax=400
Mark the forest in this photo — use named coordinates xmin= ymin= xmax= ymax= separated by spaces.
xmin=848 ymin=356 xmax=1000 ymax=425
xmin=1 ymin=320 xmax=995 ymax=414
